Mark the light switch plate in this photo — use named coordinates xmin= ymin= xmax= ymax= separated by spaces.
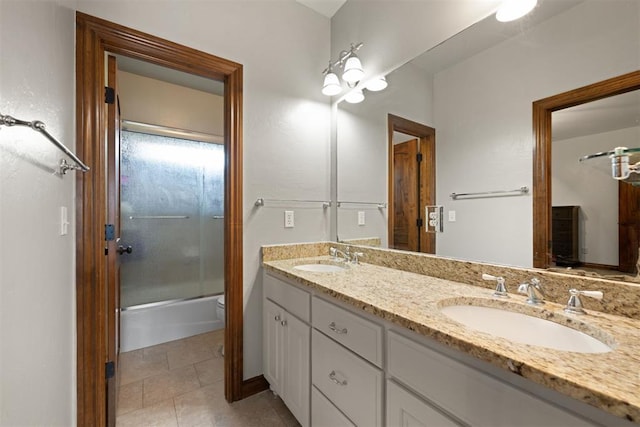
xmin=358 ymin=211 xmax=365 ymax=226
xmin=448 ymin=210 xmax=456 ymax=222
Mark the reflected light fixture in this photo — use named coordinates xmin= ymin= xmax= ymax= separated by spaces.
xmin=365 ymin=76 xmax=388 ymax=92
xmin=496 ymin=0 xmax=538 ymax=22
xmin=580 ymin=146 xmax=640 ymax=182
xmin=344 ymin=89 xmax=365 ymax=104
xmin=321 ymin=42 xmax=365 ymax=96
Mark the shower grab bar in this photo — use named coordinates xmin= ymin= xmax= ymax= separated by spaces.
xmin=255 ymin=198 xmax=331 ymax=209
xmin=337 ymin=201 xmax=387 ymax=208
xmin=0 ymin=114 xmax=90 ymax=174
xmin=212 ymin=216 xmax=224 ymax=219
xmin=450 ymin=186 xmax=529 ymax=200
xmin=129 ymin=215 xmax=190 ymax=219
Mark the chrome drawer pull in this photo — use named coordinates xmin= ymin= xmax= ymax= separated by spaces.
xmin=328 ymin=370 xmax=347 ymax=386
xmin=281 ymin=320 xmax=287 ymax=326
xmin=329 ymin=322 xmax=348 ymax=334
xmin=274 ymin=315 xmax=281 ymax=322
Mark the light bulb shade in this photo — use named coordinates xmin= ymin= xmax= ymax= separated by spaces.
xmin=365 ymin=76 xmax=388 ymax=92
xmin=496 ymin=0 xmax=537 ymax=22
xmin=322 ymin=72 xmax=342 ymax=96
xmin=345 ymin=89 xmax=365 ymax=104
xmin=342 ymin=55 xmax=364 ymax=84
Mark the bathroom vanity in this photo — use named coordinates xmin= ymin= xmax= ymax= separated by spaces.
xmin=262 ymin=242 xmax=640 ymax=427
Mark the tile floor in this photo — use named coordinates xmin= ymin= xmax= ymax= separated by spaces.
xmin=116 ymin=329 xmax=300 ymax=426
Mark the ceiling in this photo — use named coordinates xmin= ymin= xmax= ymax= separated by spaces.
xmin=296 ymin=0 xmax=346 ymax=18
xmin=116 ymin=55 xmax=225 ymax=96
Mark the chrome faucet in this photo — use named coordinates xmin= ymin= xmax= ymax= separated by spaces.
xmin=482 ymin=273 xmax=509 ymax=298
xmin=517 ymin=278 xmax=545 ymax=305
xmin=351 ymin=251 xmax=364 ymax=265
xmin=564 ymin=289 xmax=603 ymax=314
xmin=329 ymin=246 xmax=350 ymax=262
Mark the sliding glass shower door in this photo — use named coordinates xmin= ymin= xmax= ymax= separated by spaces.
xmin=119 ymin=130 xmax=224 ymax=308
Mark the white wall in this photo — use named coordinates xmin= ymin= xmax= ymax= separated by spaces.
xmin=118 ymin=71 xmax=224 ymax=136
xmin=434 ymin=0 xmax=640 ymax=267
xmin=0 ymin=0 xmax=330 ymax=423
xmin=0 ymin=1 xmax=76 ymax=425
xmin=553 ymin=126 xmax=640 ymax=266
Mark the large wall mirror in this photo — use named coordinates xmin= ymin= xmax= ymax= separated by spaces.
xmin=335 ymin=0 xmax=640 ymax=278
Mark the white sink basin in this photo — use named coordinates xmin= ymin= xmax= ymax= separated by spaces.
xmin=440 ymin=304 xmax=613 ymax=353
xmin=293 ymin=263 xmax=347 ymax=273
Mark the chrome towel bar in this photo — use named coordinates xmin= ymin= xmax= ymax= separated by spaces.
xmin=1 ymin=114 xmax=90 ymax=174
xmin=450 ymin=186 xmax=529 ymax=200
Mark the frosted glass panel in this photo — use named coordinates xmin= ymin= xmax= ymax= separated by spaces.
xmin=120 ymin=130 xmax=224 ymax=308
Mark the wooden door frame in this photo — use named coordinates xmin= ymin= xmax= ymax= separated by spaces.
xmin=387 ymin=114 xmax=436 ymax=253
xmin=532 ymin=70 xmax=640 ymax=268
xmin=75 ymin=12 xmax=254 ymax=426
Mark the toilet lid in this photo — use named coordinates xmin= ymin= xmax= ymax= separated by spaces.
xmin=217 ymin=295 xmax=225 ymax=306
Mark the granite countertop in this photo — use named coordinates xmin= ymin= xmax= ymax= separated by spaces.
xmin=263 ymin=256 xmax=640 ymax=423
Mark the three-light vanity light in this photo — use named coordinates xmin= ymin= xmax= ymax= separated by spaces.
xmin=321 ymin=42 xmax=388 ymax=103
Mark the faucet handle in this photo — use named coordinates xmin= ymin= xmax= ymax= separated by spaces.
xmin=574 ymin=289 xmax=603 ymax=300
xmin=564 ymin=289 xmax=603 ymax=314
xmin=482 ymin=273 xmax=509 ymax=298
xmin=351 ymin=252 xmax=364 ymax=264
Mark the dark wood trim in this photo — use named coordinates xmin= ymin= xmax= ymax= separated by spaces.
xmin=387 ymin=114 xmax=436 ymax=253
xmin=76 ymin=12 xmax=244 ymax=426
xmin=581 ymin=262 xmax=619 ymax=271
xmin=241 ymin=375 xmax=270 ymax=398
xmin=532 ymin=70 xmax=640 ymax=269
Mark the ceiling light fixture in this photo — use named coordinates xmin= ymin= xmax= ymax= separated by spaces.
xmin=321 ymin=42 xmax=366 ymax=96
xmin=496 ymin=0 xmax=538 ymax=22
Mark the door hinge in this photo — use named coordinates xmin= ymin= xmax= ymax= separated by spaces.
xmin=105 ymin=224 xmax=115 ymax=241
xmin=417 ymin=218 xmax=423 ymax=228
xmin=416 ymin=153 xmax=423 ymax=162
xmin=105 ymin=361 xmax=115 ymax=380
xmin=105 ymin=86 xmax=115 ymax=105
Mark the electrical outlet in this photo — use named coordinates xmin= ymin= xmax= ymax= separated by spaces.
xmin=582 ymin=247 xmax=588 ymax=254
xmin=358 ymin=211 xmax=365 ymax=226
xmin=284 ymin=210 xmax=294 ymax=228
xmin=448 ymin=210 xmax=456 ymax=222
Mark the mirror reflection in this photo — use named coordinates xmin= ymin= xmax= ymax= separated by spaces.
xmin=336 ymin=0 xmax=640 ymax=278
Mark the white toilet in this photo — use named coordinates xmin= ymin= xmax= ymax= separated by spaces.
xmin=216 ymin=295 xmax=225 ymax=325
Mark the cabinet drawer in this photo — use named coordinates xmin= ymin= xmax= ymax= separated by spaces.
xmin=312 ymin=296 xmax=383 ymax=367
xmin=264 ymin=272 xmax=310 ymax=322
xmin=387 ymin=331 xmax=593 ymax=426
xmin=312 ymin=329 xmax=383 ymax=427
xmin=311 ymin=386 xmax=355 ymax=427
xmin=386 ymin=380 xmax=460 ymax=427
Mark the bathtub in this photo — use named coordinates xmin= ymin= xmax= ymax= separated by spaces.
xmin=120 ymin=294 xmax=224 ymax=352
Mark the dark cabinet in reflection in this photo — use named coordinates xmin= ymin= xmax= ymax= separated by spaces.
xmin=552 ymin=206 xmax=580 ymax=267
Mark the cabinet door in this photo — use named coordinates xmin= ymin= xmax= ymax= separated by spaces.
xmin=282 ymin=313 xmax=310 ymax=427
xmin=263 ymin=299 xmax=285 ymax=394
xmin=386 ymin=380 xmax=460 ymax=427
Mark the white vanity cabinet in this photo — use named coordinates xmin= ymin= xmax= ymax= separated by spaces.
xmin=263 ymin=268 xmax=626 ymax=427
xmin=387 ymin=330 xmax=596 ymax=427
xmin=311 ymin=296 xmax=384 ymax=427
xmin=263 ymin=273 xmax=310 ymax=427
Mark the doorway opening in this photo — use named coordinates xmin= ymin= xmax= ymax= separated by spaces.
xmin=387 ymin=114 xmax=436 ymax=253
xmin=75 ymin=13 xmax=251 ymax=427
xmin=533 ymin=71 xmax=640 ymax=274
